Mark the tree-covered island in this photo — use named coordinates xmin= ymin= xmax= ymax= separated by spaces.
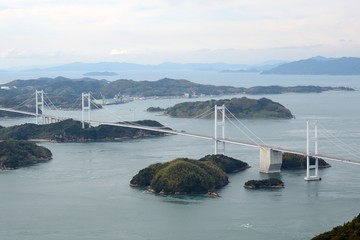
xmin=151 ymin=97 xmax=293 ymax=119
xmin=244 ymin=178 xmax=285 ymax=189
xmin=130 ymin=154 xmax=250 ymax=196
xmin=0 ymin=119 xmax=170 ymax=142
xmin=281 ymin=153 xmax=331 ymax=170
xmin=0 ymin=140 xmax=52 ymax=170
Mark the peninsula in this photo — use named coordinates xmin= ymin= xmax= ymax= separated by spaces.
xmin=0 ymin=119 xmax=169 ymax=142
xmin=130 ymin=154 xmax=249 ymax=196
xmin=0 ymin=140 xmax=52 ymax=170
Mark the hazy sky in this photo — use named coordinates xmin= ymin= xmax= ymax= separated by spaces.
xmin=0 ymin=0 xmax=359 ymax=68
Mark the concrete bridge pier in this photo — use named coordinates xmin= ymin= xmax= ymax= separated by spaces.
xmin=259 ymin=147 xmax=282 ymax=173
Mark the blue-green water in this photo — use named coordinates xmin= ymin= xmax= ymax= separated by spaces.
xmin=1 ymin=73 xmax=360 ymax=240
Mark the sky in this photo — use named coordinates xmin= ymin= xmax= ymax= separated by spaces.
xmin=0 ymin=0 xmax=359 ymax=68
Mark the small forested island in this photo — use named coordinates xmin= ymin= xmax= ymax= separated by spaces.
xmin=130 ymin=154 xmax=250 ymax=196
xmin=244 ymin=178 xmax=284 ymax=189
xmin=0 ymin=119 xmax=169 ymax=142
xmin=281 ymin=153 xmax=331 ymax=170
xmin=0 ymin=140 xmax=52 ymax=170
xmin=162 ymin=97 xmax=293 ymax=119
xmin=312 ymin=213 xmax=360 ymax=240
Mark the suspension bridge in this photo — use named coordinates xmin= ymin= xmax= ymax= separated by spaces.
xmin=1 ymin=90 xmax=360 ymax=181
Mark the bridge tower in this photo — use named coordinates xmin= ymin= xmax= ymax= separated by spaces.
xmin=214 ymin=105 xmax=226 ymax=155
xmin=304 ymin=121 xmax=321 ymax=181
xmin=81 ymin=93 xmax=91 ymax=129
xmin=35 ymin=90 xmax=44 ymax=124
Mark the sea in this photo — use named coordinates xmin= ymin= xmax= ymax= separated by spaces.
xmin=0 ymin=70 xmax=360 ymax=240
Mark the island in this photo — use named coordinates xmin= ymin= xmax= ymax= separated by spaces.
xmin=0 ymin=119 xmax=170 ymax=142
xmin=0 ymin=140 xmax=52 ymax=170
xmin=312 ymin=213 xmax=360 ymax=239
xmin=281 ymin=153 xmax=331 ymax=170
xmin=0 ymin=77 xmax=354 ymax=117
xmin=163 ymin=97 xmax=293 ymax=119
xmin=244 ymin=178 xmax=284 ymax=189
xmin=130 ymin=154 xmax=250 ymax=196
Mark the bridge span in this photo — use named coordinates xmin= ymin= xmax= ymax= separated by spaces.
xmin=1 ymin=91 xmax=360 ymax=181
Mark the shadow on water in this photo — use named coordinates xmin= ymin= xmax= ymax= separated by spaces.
xmin=160 ymin=194 xmax=212 ymax=205
xmin=139 ymin=189 xmax=214 ymax=205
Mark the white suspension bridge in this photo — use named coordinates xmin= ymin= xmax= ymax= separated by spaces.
xmin=1 ymin=90 xmax=360 ymax=181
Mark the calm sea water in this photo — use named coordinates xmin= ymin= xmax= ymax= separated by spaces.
xmin=0 ymin=71 xmax=360 ymax=240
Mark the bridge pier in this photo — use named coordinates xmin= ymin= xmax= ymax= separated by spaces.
xmin=35 ymin=90 xmax=44 ymax=124
xmin=214 ymin=105 xmax=226 ymax=155
xmin=304 ymin=121 xmax=321 ymax=181
xmin=81 ymin=93 xmax=91 ymax=129
xmin=259 ymin=147 xmax=282 ymax=173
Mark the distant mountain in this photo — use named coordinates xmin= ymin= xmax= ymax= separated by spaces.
xmin=27 ymin=62 xmax=249 ymax=72
xmin=262 ymin=57 xmax=360 ymax=75
xmin=83 ymin=71 xmax=118 ymax=76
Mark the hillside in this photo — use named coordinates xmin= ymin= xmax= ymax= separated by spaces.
xmin=262 ymin=57 xmax=360 ymax=75
xmin=164 ymin=97 xmax=293 ymax=119
xmin=312 ymin=213 xmax=360 ymax=239
xmin=0 ymin=119 xmax=169 ymax=142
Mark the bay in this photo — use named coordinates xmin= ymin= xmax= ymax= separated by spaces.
xmin=0 ymin=72 xmax=360 ymax=240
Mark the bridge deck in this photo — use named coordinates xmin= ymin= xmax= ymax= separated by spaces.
xmin=1 ymin=107 xmax=359 ymax=166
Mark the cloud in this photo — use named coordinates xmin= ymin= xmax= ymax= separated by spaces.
xmin=109 ymin=49 xmax=129 ymax=55
xmin=1 ymin=49 xmax=20 ymax=58
xmin=1 ymin=0 xmax=360 ymax=68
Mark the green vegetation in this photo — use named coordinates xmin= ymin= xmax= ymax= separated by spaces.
xmin=312 ymin=213 xmax=360 ymax=240
xmin=199 ymin=154 xmax=250 ymax=173
xmin=164 ymin=97 xmax=293 ymax=119
xmin=0 ymin=119 xmax=169 ymax=142
xmin=0 ymin=140 xmax=52 ymax=169
xmin=130 ymin=154 xmax=249 ymax=195
xmin=244 ymin=178 xmax=284 ymax=189
xmin=282 ymin=153 xmax=331 ymax=170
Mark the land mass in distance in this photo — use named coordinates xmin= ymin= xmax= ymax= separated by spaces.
xmin=0 ymin=77 xmax=354 ymax=117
